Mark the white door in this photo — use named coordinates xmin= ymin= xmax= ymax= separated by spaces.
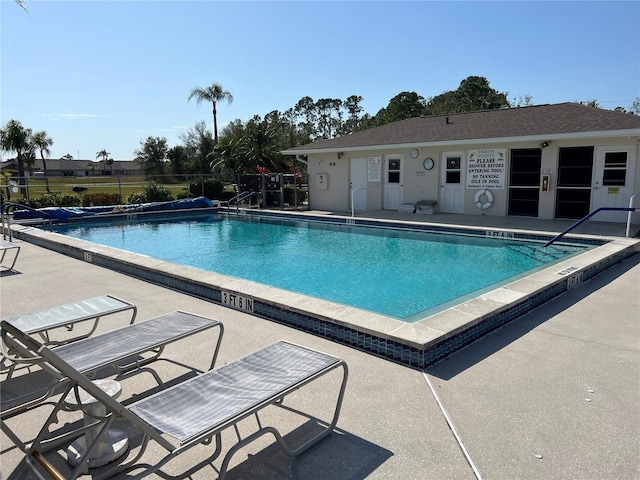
xmin=591 ymin=145 xmax=637 ymax=222
xmin=440 ymin=153 xmax=465 ymax=213
xmin=350 ymin=157 xmax=368 ymax=212
xmin=384 ymin=156 xmax=403 ymax=209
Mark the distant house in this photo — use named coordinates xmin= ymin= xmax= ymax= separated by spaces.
xmin=283 ymin=103 xmax=640 ymax=224
xmin=0 ymin=159 xmax=142 ymax=177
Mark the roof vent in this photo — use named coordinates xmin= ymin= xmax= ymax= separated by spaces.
xmin=446 ymin=116 xmax=453 ymax=124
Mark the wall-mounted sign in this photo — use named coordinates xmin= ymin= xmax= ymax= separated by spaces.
xmin=467 ymin=149 xmax=506 ymax=189
xmin=608 ymin=187 xmax=620 ymax=195
xmin=367 ymin=157 xmax=381 ymax=182
xmin=316 ymin=173 xmax=328 ymax=190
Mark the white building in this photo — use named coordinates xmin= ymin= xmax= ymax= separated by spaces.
xmin=283 ymin=103 xmax=640 ymax=224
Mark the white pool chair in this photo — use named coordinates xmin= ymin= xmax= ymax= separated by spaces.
xmin=0 ymin=311 xmax=224 ymax=453
xmin=3 ymin=321 xmax=348 ymax=480
xmin=2 ymin=295 xmax=137 ymax=359
xmin=0 ymin=240 xmax=20 ymax=271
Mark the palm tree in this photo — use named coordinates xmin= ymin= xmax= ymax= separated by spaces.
xmin=211 ymin=136 xmax=247 ymax=186
xmin=187 ymin=83 xmax=233 ymax=145
xmin=0 ymin=119 xmax=32 ymax=196
xmin=32 ymin=130 xmax=53 ymax=177
xmin=240 ymin=120 xmax=289 ymax=173
xmin=96 ymin=149 xmax=111 ymax=174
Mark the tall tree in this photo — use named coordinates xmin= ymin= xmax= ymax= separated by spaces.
xmin=188 ymin=83 xmax=234 ymax=145
xmin=343 ymin=95 xmax=365 ymax=134
xmin=455 ymin=76 xmax=509 ymax=111
xmin=167 ymin=145 xmax=187 ymax=176
xmin=134 ymin=137 xmax=168 ymax=177
xmin=31 ymin=131 xmax=53 ymax=177
xmin=212 ymin=136 xmax=247 ymax=185
xmin=293 ymin=96 xmax=318 ymax=144
xmin=315 ymin=98 xmax=343 ymax=140
xmin=180 ymin=121 xmax=216 ymax=174
xmin=96 ymin=149 xmax=111 ymax=174
xmin=240 ymin=120 xmax=289 ymax=173
xmin=0 ymin=119 xmax=32 ymax=196
xmin=426 ymin=76 xmax=510 ymax=114
xmin=263 ymin=109 xmax=298 ymax=149
xmin=371 ymin=91 xmax=427 ymax=126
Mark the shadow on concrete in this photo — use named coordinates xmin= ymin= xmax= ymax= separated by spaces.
xmin=427 ymin=253 xmax=639 ymax=381
xmin=223 ymin=422 xmax=393 ymax=480
xmin=0 ymin=269 xmax=22 ymax=277
xmin=6 ymin=415 xmax=392 ymax=480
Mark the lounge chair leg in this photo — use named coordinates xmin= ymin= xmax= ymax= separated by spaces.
xmin=31 ymin=451 xmax=66 ymax=480
xmin=218 ymin=424 xmax=333 ymax=480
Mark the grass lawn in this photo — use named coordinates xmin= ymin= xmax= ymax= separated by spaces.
xmin=26 ymin=177 xmax=191 ymax=200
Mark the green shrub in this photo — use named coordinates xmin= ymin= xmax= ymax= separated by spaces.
xmin=82 ymin=193 xmax=121 ymax=207
xmin=188 ymin=178 xmax=224 ymax=199
xmin=176 ymin=189 xmax=194 ymax=200
xmin=127 ymin=192 xmax=146 ymax=204
xmin=144 ymin=182 xmax=173 ymax=202
xmin=126 ymin=182 xmax=174 ymax=204
xmin=217 ymin=191 xmax=236 ymax=201
xmin=25 ymin=192 xmax=81 ymax=208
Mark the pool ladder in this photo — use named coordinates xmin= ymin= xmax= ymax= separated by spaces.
xmin=223 ymin=191 xmax=260 ymax=215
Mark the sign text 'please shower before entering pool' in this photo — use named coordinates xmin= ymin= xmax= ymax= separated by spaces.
xmin=467 ymin=149 xmax=506 ymax=189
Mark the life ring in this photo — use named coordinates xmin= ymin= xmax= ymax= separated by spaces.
xmin=474 ymin=189 xmax=494 ymax=210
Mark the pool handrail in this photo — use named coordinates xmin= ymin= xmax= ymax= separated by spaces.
xmin=223 ymin=191 xmax=260 ymax=214
xmin=1 ymin=203 xmax=52 ymax=241
xmin=543 ymin=206 xmax=638 ymax=247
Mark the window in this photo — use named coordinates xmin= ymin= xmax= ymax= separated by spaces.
xmin=602 ymin=151 xmax=627 ymax=186
xmin=446 ymin=156 xmax=461 ymax=184
xmin=387 ymin=158 xmax=400 ymax=184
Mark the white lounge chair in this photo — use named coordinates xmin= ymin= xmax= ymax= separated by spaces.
xmin=2 ymin=295 xmax=137 ymax=360
xmin=0 ymin=240 xmax=20 ymax=271
xmin=1 ymin=311 xmax=224 ymax=453
xmin=2 ymin=320 xmax=348 ymax=480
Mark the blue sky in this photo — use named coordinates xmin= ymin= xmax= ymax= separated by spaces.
xmin=2 ymin=1 xmax=639 ymax=161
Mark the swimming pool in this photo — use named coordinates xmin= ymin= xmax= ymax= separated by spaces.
xmin=48 ymin=214 xmax=586 ymax=321
xmin=15 ymin=209 xmax=638 ymax=368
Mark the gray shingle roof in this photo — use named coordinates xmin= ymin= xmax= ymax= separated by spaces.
xmin=284 ymin=103 xmax=640 ymax=153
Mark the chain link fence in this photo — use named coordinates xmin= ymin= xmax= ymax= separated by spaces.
xmin=1 ymin=173 xmax=309 ymax=210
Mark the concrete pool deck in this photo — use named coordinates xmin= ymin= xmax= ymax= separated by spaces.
xmin=1 ymin=213 xmax=639 ymax=479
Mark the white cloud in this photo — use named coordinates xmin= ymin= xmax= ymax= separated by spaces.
xmin=42 ymin=112 xmax=103 ymax=120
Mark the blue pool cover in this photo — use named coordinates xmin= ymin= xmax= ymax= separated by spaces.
xmin=13 ymin=197 xmax=214 ymax=221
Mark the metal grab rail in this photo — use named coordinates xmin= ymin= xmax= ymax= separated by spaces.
xmin=543 ymin=206 xmax=637 ymax=247
xmin=223 ymin=191 xmax=260 ymax=216
xmin=1 ymin=203 xmax=52 ymax=241
xmin=350 ymin=184 xmax=381 ymax=218
xmin=226 ymin=191 xmax=254 ymax=205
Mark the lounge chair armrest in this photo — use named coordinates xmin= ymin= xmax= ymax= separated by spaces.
xmin=1 ymin=327 xmax=44 ymax=366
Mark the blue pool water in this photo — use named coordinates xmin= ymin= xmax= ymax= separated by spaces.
xmin=49 ymin=215 xmax=587 ymax=320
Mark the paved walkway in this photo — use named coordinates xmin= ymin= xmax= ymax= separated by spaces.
xmin=1 ymin=222 xmax=638 ymax=479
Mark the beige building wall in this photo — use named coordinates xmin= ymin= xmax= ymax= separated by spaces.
xmin=306 ymin=135 xmax=640 ymax=224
